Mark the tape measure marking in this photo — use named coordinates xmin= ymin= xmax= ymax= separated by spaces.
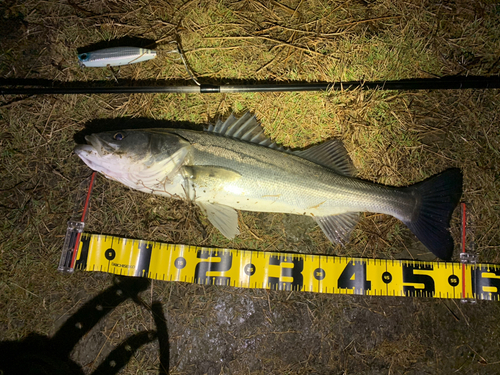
xmin=75 ymin=233 xmax=500 ymax=301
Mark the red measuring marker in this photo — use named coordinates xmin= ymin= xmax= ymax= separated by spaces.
xmin=58 ymin=172 xmax=96 ymax=273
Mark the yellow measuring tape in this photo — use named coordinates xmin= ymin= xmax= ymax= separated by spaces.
xmin=74 ymin=233 xmax=500 ymax=301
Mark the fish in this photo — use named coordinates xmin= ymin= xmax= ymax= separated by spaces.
xmin=77 ymin=47 xmax=156 ymax=67
xmin=74 ymin=112 xmax=463 ymax=260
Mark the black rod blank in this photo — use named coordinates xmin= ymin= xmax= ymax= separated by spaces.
xmin=1 ymin=76 xmax=500 ymax=95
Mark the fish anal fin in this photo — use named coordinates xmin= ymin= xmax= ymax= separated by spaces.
xmin=197 ymin=201 xmax=240 ymax=239
xmin=314 ymin=212 xmax=360 ymax=245
xmin=293 ymin=140 xmax=355 ymax=177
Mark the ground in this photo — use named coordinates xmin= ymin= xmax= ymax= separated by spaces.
xmin=1 ymin=0 xmax=500 ymax=374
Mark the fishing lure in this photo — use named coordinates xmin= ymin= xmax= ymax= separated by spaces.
xmin=77 ymin=47 xmax=156 ymax=67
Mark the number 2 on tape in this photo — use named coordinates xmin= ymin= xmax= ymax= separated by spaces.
xmin=195 ymin=250 xmax=233 ymax=285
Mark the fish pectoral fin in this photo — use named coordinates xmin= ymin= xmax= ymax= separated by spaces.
xmin=181 ymin=166 xmax=242 ymax=182
xmin=314 ymin=212 xmax=360 ymax=245
xmin=197 ymin=201 xmax=240 ymax=239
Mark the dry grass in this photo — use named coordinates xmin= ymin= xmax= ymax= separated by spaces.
xmin=1 ymin=0 xmax=500 ymax=374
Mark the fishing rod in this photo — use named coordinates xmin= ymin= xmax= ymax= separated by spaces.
xmin=1 ymin=76 xmax=500 ymax=95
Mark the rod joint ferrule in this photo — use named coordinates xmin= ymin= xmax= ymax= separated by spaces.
xmin=200 ymin=84 xmax=220 ymax=93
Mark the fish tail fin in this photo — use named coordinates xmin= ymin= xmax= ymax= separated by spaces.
xmin=403 ymin=168 xmax=463 ymax=260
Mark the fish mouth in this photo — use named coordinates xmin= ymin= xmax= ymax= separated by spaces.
xmin=74 ymin=144 xmax=104 ymax=171
xmin=74 ymin=143 xmax=122 ymax=180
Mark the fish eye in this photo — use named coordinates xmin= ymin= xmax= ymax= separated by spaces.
xmin=113 ymin=132 xmax=125 ymax=141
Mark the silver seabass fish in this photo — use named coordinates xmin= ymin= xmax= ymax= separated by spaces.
xmin=75 ymin=113 xmax=463 ymax=260
xmin=78 ymin=47 xmax=156 ymax=67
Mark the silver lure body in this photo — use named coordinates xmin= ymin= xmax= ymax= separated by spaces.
xmin=78 ymin=47 xmax=156 ymax=67
xmin=75 ymin=113 xmax=462 ymax=259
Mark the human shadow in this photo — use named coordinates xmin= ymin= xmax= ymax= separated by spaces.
xmin=0 ymin=276 xmax=169 ymax=375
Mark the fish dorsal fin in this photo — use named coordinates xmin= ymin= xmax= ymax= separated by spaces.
xmin=314 ymin=212 xmax=360 ymax=245
xmin=207 ymin=113 xmax=355 ymax=175
xmin=292 ymin=140 xmax=356 ymax=177
xmin=205 ymin=112 xmax=285 ymax=151
xmin=197 ymin=201 xmax=240 ymax=239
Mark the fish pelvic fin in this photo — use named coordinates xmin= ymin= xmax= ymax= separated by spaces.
xmin=314 ymin=212 xmax=360 ymax=245
xmin=403 ymin=168 xmax=463 ymax=260
xmin=197 ymin=201 xmax=240 ymax=239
